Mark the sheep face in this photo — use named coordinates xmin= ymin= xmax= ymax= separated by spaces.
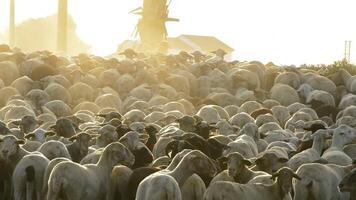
xmin=185 ymin=150 xmax=216 ymax=177
xmin=119 ymin=131 xmax=148 ymax=151
xmin=0 ymin=122 xmax=10 ymax=135
xmin=226 ymin=152 xmax=252 ymax=178
xmin=102 ymin=142 xmax=135 ymax=168
xmin=0 ymin=135 xmax=25 ymax=161
xmin=332 ymin=125 xmax=356 ymax=145
xmin=255 ymin=153 xmax=288 ymax=174
xmin=69 ymin=133 xmax=93 ymax=157
xmin=339 ymin=168 xmax=356 ymax=192
xmin=12 ymin=116 xmax=42 ymax=134
xmin=271 ymin=167 xmax=300 ymax=197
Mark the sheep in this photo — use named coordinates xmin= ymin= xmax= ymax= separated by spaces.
xmin=10 ymin=76 xmax=35 ymax=96
xmin=239 ymin=122 xmax=267 ymax=153
xmin=298 ymin=83 xmax=335 ymax=107
xmin=288 ymin=129 xmax=331 ymax=171
xmin=339 ymin=167 xmax=356 ymax=200
xmin=110 ymin=165 xmax=134 ymax=200
xmin=136 ymin=150 xmax=216 ymax=200
xmin=25 ymin=89 xmax=51 ymax=113
xmin=10 ymin=115 xmax=43 ymax=134
xmin=239 ymin=101 xmax=262 ymax=115
xmin=204 ymin=167 xmax=301 ymax=200
xmin=0 ymin=61 xmax=20 ymax=86
xmin=213 ymin=119 xmax=237 ymax=136
xmin=66 ymin=132 xmax=95 ymax=163
xmin=47 ymin=142 xmax=135 ymax=200
xmin=12 ymin=153 xmax=50 ymax=200
xmin=119 ymin=131 xmax=153 ymax=169
xmin=126 ymin=167 xmax=161 ymax=200
xmin=37 ymin=140 xmax=72 ymax=160
xmin=44 ymin=83 xmax=72 ymax=105
xmin=0 ymin=135 xmax=28 ymax=198
xmin=321 ymin=124 xmax=356 ymax=165
xmin=271 ymin=106 xmax=290 ymax=128
xmin=223 ymin=134 xmax=258 ymax=159
xmin=293 ymin=163 xmax=355 ymax=200
xmin=270 ymin=83 xmax=300 ymax=106
xmin=229 ymin=112 xmax=255 ymax=129
xmin=49 ymin=117 xmax=77 ymax=138
xmin=42 ymin=157 xmax=71 ymax=197
xmin=92 ymin=124 xmax=119 ymax=149
xmin=196 ymin=105 xmax=221 ymax=124
xmin=95 ymin=93 xmax=122 ymax=112
xmin=44 ymin=100 xmax=72 ymax=118
xmin=4 ymin=105 xmax=36 ymax=123
xmin=254 ymin=147 xmax=289 ymax=174
xmin=210 ymin=152 xmax=269 ymax=185
xmin=274 ymin=71 xmax=301 ymax=89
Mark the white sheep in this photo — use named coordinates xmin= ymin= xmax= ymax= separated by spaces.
xmin=288 ymin=129 xmax=330 ymax=171
xmin=321 ymin=125 xmax=356 ymax=165
xmin=136 ymin=150 xmax=216 ymax=200
xmin=270 ymin=83 xmax=300 ymax=106
xmin=12 ymin=153 xmax=50 ymax=200
xmin=204 ymin=167 xmax=301 ymax=200
xmin=293 ymin=163 xmax=353 ymax=200
xmin=47 ymin=142 xmax=135 ymax=200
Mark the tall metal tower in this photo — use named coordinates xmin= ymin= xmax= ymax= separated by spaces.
xmin=57 ymin=0 xmax=68 ymax=53
xmin=131 ymin=0 xmax=179 ymax=52
xmin=9 ymin=0 xmax=15 ymax=47
xmin=344 ymin=40 xmax=352 ymax=63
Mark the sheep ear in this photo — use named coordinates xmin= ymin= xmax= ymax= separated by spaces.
xmin=293 ymin=173 xmax=301 ymax=180
xmin=278 ymin=158 xmax=289 ymax=163
xmin=69 ymin=135 xmax=78 ymax=142
xmin=217 ymin=156 xmax=228 ymax=163
xmin=90 ymin=134 xmax=100 ymax=139
xmin=45 ymin=131 xmax=56 ymax=136
xmin=16 ymin=139 xmax=25 ymax=144
xmin=243 ymin=159 xmax=253 ymax=166
xmin=139 ymin=134 xmax=149 ymax=143
xmin=10 ymin=120 xmax=22 ymax=126
xmin=97 ymin=114 xmax=107 ymax=118
xmin=24 ymin=133 xmax=35 ymax=139
xmin=270 ymin=172 xmax=279 ymax=180
xmin=36 ymin=120 xmax=44 ymax=125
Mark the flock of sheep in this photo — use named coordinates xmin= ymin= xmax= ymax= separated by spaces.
xmin=0 ymin=43 xmax=355 ymax=200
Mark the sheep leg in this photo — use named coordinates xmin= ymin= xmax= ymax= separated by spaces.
xmin=26 ymin=181 xmax=35 ymax=200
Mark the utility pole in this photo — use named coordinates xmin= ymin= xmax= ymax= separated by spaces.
xmin=344 ymin=40 xmax=352 ymax=63
xmin=57 ymin=0 xmax=68 ymax=53
xmin=9 ymin=0 xmax=15 ymax=47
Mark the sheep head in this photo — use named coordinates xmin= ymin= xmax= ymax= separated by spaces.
xmin=224 ymin=152 xmax=252 ymax=178
xmin=0 ymin=135 xmax=25 ymax=161
xmin=184 ymin=150 xmax=216 ymax=178
xmin=255 ymin=152 xmax=288 ymax=174
xmin=69 ymin=132 xmax=96 ymax=157
xmin=339 ymin=168 xmax=356 ymax=193
xmin=11 ymin=115 xmax=43 ymax=134
xmin=270 ymin=167 xmax=300 ymax=198
xmin=98 ymin=142 xmax=135 ymax=168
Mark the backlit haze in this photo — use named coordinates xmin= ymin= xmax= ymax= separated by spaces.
xmin=0 ymin=0 xmax=355 ymax=65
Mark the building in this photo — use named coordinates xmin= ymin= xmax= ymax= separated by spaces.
xmin=117 ymin=34 xmax=234 ymax=59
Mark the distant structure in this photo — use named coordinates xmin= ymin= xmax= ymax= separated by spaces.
xmin=130 ymin=0 xmax=179 ymax=52
xmin=121 ymin=0 xmax=234 ymax=56
xmin=57 ymin=0 xmax=68 ymax=53
xmin=9 ymin=0 xmax=15 ymax=47
xmin=118 ymin=34 xmax=234 ymax=59
xmin=344 ymin=40 xmax=352 ymax=63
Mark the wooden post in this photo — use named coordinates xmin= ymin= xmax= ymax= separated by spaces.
xmin=57 ymin=0 xmax=68 ymax=53
xmin=9 ymin=0 xmax=15 ymax=47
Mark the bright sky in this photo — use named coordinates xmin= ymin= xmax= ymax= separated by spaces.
xmin=0 ymin=0 xmax=355 ymax=65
